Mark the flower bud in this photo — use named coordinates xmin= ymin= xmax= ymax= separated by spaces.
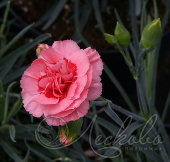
xmin=36 ymin=44 xmax=49 ymax=56
xmin=104 ymin=33 xmax=117 ymax=44
xmin=59 ymin=118 xmax=82 ymax=145
xmin=114 ymin=22 xmax=130 ymax=47
xmin=141 ymin=18 xmax=162 ymax=49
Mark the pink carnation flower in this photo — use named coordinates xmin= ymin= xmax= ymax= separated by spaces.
xmin=20 ymin=40 xmax=103 ymax=126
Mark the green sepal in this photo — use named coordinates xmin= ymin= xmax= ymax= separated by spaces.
xmin=59 ymin=118 xmax=83 ymax=145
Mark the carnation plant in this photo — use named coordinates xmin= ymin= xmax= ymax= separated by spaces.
xmin=0 ymin=0 xmax=170 ymax=162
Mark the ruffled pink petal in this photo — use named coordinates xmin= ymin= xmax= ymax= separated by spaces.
xmin=63 ymin=100 xmax=90 ymax=123
xmin=64 ymin=88 xmax=89 ymax=111
xmin=20 ymin=75 xmax=38 ymax=94
xmin=69 ymin=49 xmax=90 ymax=77
xmin=21 ymin=92 xmax=36 ymax=107
xmin=44 ymin=98 xmax=74 ymax=115
xmin=87 ymin=82 xmax=102 ymax=101
xmin=23 ymin=59 xmax=47 ymax=79
xmin=67 ymin=75 xmax=87 ymax=100
xmin=85 ymin=47 xmax=103 ymax=77
xmin=85 ymin=66 xmax=93 ymax=88
xmin=39 ymin=47 xmax=64 ymax=64
xmin=45 ymin=116 xmax=66 ymax=126
xmin=45 ymin=100 xmax=89 ymax=126
xmin=55 ymin=109 xmax=75 ymax=118
xmin=25 ymin=101 xmax=45 ymax=117
xmin=66 ymin=81 xmax=77 ymax=99
xmin=52 ymin=40 xmax=80 ymax=57
xmin=34 ymin=93 xmax=59 ymax=104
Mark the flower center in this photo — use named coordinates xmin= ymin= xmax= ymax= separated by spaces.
xmin=38 ymin=59 xmax=77 ymax=99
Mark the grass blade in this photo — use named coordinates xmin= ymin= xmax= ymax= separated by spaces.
xmin=72 ymin=1 xmax=92 ymax=41
xmin=135 ymin=0 xmax=141 ymax=16
xmin=35 ymin=3 xmax=57 ymax=27
xmin=92 ymin=0 xmax=105 ymax=34
xmin=104 ymin=102 xmax=123 ymax=126
xmin=110 ymin=102 xmax=145 ymax=122
xmin=0 ymin=137 xmax=23 ymax=162
xmin=162 ymin=91 xmax=170 ymax=121
xmin=6 ymin=95 xmax=22 ymax=123
xmin=0 ymin=124 xmax=16 ymax=142
xmin=98 ymin=122 xmax=143 ymax=159
xmin=0 ymin=1 xmax=10 ymax=38
xmin=74 ymin=0 xmax=90 ymax=47
xmin=3 ymin=66 xmax=28 ymax=85
xmin=0 ymin=80 xmax=5 ymax=123
xmin=0 ymin=23 xmax=34 ymax=58
xmin=25 ymin=140 xmax=54 ymax=162
xmin=114 ymin=8 xmax=123 ymax=25
xmin=0 ymin=33 xmax=51 ymax=79
xmin=153 ymin=0 xmax=158 ymax=19
xmin=86 ymin=113 xmax=119 ymax=134
xmin=42 ymin=0 xmax=68 ymax=30
xmin=2 ymin=81 xmax=16 ymax=125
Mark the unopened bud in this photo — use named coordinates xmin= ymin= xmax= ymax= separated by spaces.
xmin=36 ymin=44 xmax=49 ymax=56
xmin=104 ymin=33 xmax=117 ymax=44
xmin=141 ymin=18 xmax=162 ymax=49
xmin=114 ymin=22 xmax=130 ymax=47
xmin=59 ymin=118 xmax=82 ymax=145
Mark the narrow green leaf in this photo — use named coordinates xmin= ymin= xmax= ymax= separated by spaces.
xmin=0 ymin=79 xmax=5 ymax=123
xmin=72 ymin=142 xmax=88 ymax=162
xmin=0 ymin=23 xmax=34 ymax=58
xmin=104 ymin=102 xmax=123 ymax=126
xmin=23 ymin=148 xmax=30 ymax=162
xmin=155 ymin=110 xmax=170 ymax=156
xmin=162 ymin=91 xmax=170 ymax=121
xmin=35 ymin=3 xmax=57 ymax=27
xmin=114 ymin=8 xmax=123 ymax=26
xmin=132 ymin=143 xmax=164 ymax=162
xmin=72 ymin=0 xmax=92 ymax=41
xmin=0 ymin=124 xmax=16 ymax=142
xmin=135 ymin=0 xmax=141 ymax=16
xmin=15 ymin=124 xmax=38 ymax=133
xmin=110 ymin=103 xmax=146 ymax=122
xmin=136 ymin=152 xmax=142 ymax=162
xmin=74 ymin=0 xmax=90 ymax=47
xmin=99 ymin=122 xmax=143 ymax=159
xmin=0 ymin=33 xmax=51 ymax=79
xmin=2 ymin=81 xmax=16 ymax=125
xmin=0 ymin=137 xmax=23 ymax=162
xmin=129 ymin=0 xmax=138 ymax=38
xmin=49 ymin=149 xmax=65 ymax=159
xmin=0 ymin=0 xmax=11 ymax=8
xmin=153 ymin=0 xmax=158 ymax=19
xmin=0 ymin=1 xmax=10 ymax=38
xmin=3 ymin=66 xmax=28 ymax=85
xmin=92 ymin=0 xmax=105 ymax=34
xmin=6 ymin=95 xmax=22 ymax=123
xmin=25 ymin=140 xmax=54 ymax=162
xmin=104 ymin=62 xmax=136 ymax=113
xmin=42 ymin=0 xmax=68 ymax=30
xmin=86 ymin=113 xmax=119 ymax=134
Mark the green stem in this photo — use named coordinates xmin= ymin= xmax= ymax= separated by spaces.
xmin=0 ymin=2 xmax=10 ymax=38
xmin=162 ymin=91 xmax=170 ymax=122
